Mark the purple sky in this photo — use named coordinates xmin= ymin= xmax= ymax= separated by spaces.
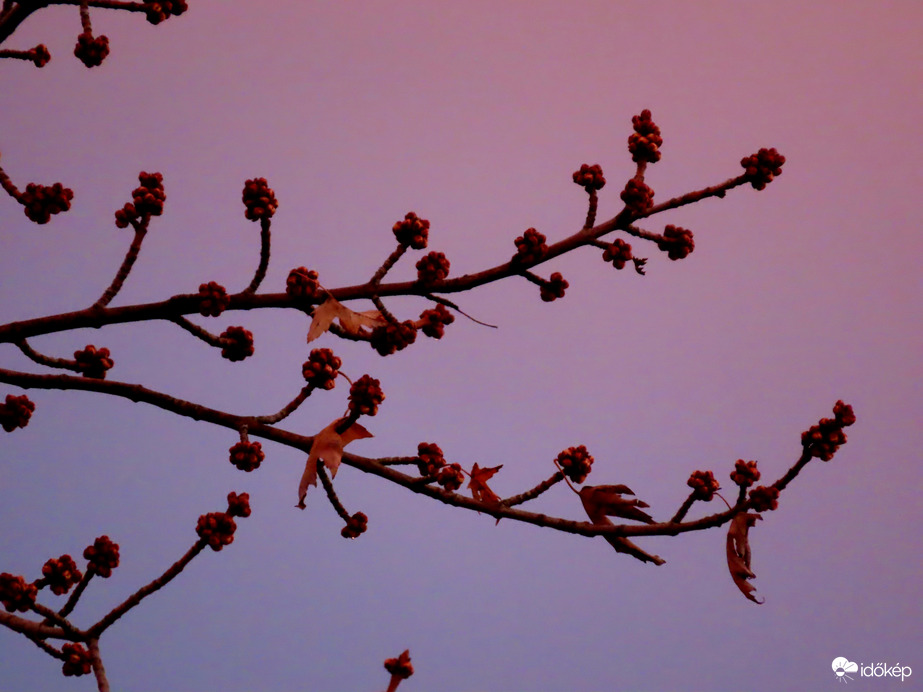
xmin=1 ymin=2 xmax=921 ymax=691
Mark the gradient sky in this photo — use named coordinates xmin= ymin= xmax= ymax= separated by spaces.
xmin=1 ymin=2 xmax=921 ymax=691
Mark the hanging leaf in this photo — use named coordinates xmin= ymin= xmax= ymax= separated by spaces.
xmin=306 ymin=296 xmax=386 ymax=343
xmin=468 ymin=463 xmax=503 ymax=505
xmin=579 ymin=484 xmax=665 ymax=565
xmin=297 ymin=418 xmax=373 ymax=508
xmin=726 ymin=512 xmax=764 ymax=604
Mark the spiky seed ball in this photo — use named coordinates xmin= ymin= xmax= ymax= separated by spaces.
xmin=748 ymin=485 xmax=779 ymax=512
xmin=0 ymin=394 xmax=35 ymax=432
xmin=512 ymin=228 xmax=547 ymax=264
xmin=730 ymin=460 xmax=761 ymax=488
xmin=539 ymin=272 xmax=568 ymax=302
xmin=348 ymin=375 xmax=384 ymax=417
xmin=392 ymin=212 xmax=429 ymax=249
xmin=228 ymin=440 xmax=264 ymax=472
xmin=302 ymin=348 xmax=341 ymax=389
xmin=419 ymin=304 xmax=454 ymax=339
xmin=286 ymin=267 xmax=320 ymax=299
xmin=219 ymin=326 xmax=254 ymax=362
xmin=83 ymin=536 xmax=119 ymax=578
xmin=242 ymin=178 xmax=277 ymax=221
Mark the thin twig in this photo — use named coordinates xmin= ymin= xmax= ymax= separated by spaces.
xmin=94 ymin=226 xmax=148 ymax=309
xmin=170 ymin=316 xmax=222 ymax=347
xmin=316 ymin=462 xmax=351 ymax=522
xmin=17 ymin=339 xmax=80 ymax=371
xmin=242 ymin=218 xmax=271 ymax=294
xmin=250 ymin=385 xmax=313 ymax=424
xmin=88 ymin=539 xmax=207 ymax=638
xmin=501 ymin=471 xmax=564 ymax=507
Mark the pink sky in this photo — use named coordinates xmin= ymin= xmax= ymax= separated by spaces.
xmin=1 ymin=3 xmax=921 ymax=690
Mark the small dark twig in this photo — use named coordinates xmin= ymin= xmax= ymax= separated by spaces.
xmin=170 ymin=316 xmax=222 ymax=347
xmin=670 ymin=493 xmax=697 ymax=524
xmin=251 ymin=385 xmax=313 ymax=424
xmin=316 ymin=462 xmax=351 ymax=522
xmin=243 ymin=217 xmax=271 ymax=294
xmin=502 ymin=471 xmax=564 ymax=507
xmin=94 ymin=226 xmax=148 ymax=309
xmin=17 ymin=339 xmax=81 ymax=372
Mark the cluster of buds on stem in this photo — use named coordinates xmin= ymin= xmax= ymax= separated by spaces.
xmin=115 ymin=172 xmax=165 ymax=227
xmin=0 ymin=393 xmax=35 ymax=432
xmin=74 ymin=345 xmax=113 ymax=379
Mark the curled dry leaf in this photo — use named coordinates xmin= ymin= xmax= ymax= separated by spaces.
xmin=306 ymin=296 xmax=386 ymax=343
xmin=579 ymin=484 xmax=665 ymax=565
xmin=297 ymin=417 xmax=373 ymax=508
xmin=726 ymin=512 xmax=764 ymax=604
xmin=468 ymin=463 xmax=503 ymax=505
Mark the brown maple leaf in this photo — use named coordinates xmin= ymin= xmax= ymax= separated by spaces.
xmin=468 ymin=463 xmax=503 ymax=505
xmin=306 ymin=296 xmax=386 ymax=343
xmin=727 ymin=511 xmax=764 ymax=604
xmin=579 ymin=484 xmax=665 ymax=565
xmin=297 ymin=417 xmax=373 ymax=508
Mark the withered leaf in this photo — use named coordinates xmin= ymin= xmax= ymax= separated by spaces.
xmin=579 ymin=484 xmax=665 ymax=565
xmin=306 ymin=296 xmax=386 ymax=343
xmin=468 ymin=463 xmax=503 ymax=505
xmin=297 ymin=417 xmax=373 ymax=509
xmin=727 ymin=512 xmax=764 ymax=604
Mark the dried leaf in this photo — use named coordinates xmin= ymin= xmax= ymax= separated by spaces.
xmin=579 ymin=484 xmax=655 ymax=524
xmin=306 ymin=296 xmax=386 ymax=343
xmin=468 ymin=463 xmax=503 ymax=505
xmin=579 ymin=484 xmax=664 ymax=565
xmin=297 ymin=418 xmax=373 ymax=508
xmin=727 ymin=512 xmax=764 ymax=604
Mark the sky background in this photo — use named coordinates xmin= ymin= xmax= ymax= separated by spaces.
xmin=1 ymin=2 xmax=921 ymax=691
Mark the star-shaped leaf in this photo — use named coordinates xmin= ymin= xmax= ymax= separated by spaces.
xmin=579 ymin=484 xmax=664 ymax=565
xmin=306 ymin=296 xmax=386 ymax=343
xmin=297 ymin=418 xmax=373 ymax=508
xmin=468 ymin=463 xmax=503 ymax=505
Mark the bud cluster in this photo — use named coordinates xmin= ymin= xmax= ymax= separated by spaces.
xmin=40 ymin=555 xmax=82 ymax=596
xmin=418 ymin=304 xmax=454 ymax=339
xmin=572 ymin=164 xmax=606 ymax=191
xmin=392 ymin=212 xmax=429 ymax=249
xmin=436 ymin=462 xmax=465 ymax=491
xmin=348 ymin=375 xmax=384 ymax=417
xmin=415 ymin=251 xmax=451 ymax=284
xmin=21 ymin=182 xmax=73 ymax=224
xmin=30 ymin=44 xmax=51 ymax=68
xmin=748 ymin=485 xmax=780 ymax=512
xmin=555 ymin=445 xmax=593 ymax=484
xmin=687 ymin=470 xmax=720 ymax=501
xmin=228 ymin=440 xmax=264 ymax=472
xmin=0 ymin=572 xmax=37 ymax=612
xmin=540 ymin=272 xmax=568 ymax=302
xmin=195 ymin=512 xmax=237 ymax=551
xmin=61 ymin=643 xmax=92 ymax=677
xmin=286 ymin=267 xmax=320 ymax=300
xmin=227 ymin=491 xmax=251 ymax=518
xmin=512 ymin=228 xmax=547 ymax=265
xmin=657 ymin=225 xmax=695 ymax=260
xmin=802 ymin=400 xmax=855 ymax=461
xmin=341 ymin=511 xmax=368 ymax=539
xmin=145 ymin=0 xmax=188 ymax=25
xmin=628 ymin=109 xmax=663 ymax=163
xmin=370 ymin=321 xmax=417 ymax=356
xmin=0 ymin=394 xmax=35 ymax=432
xmin=384 ymin=650 xmax=414 ymax=679
xmin=730 ymin=460 xmax=761 ymax=488
xmin=620 ymin=178 xmax=654 ymax=215
xmin=242 ymin=177 xmax=277 ymax=221
xmin=302 ymin=348 xmax=341 ymax=390
xmin=115 ymin=172 xmax=165 ymax=227
xmin=416 ymin=442 xmax=446 ymax=476
xmin=741 ymin=148 xmax=785 ymax=190
xmin=219 ymin=326 xmax=254 ymax=362
xmin=74 ymin=31 xmax=109 ymax=68
xmin=83 ymin=535 xmax=119 ymax=578
xmin=602 ymin=238 xmax=633 ymax=270
xmin=73 ymin=345 xmax=113 ymax=379
xmin=197 ymin=281 xmax=230 ymax=317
